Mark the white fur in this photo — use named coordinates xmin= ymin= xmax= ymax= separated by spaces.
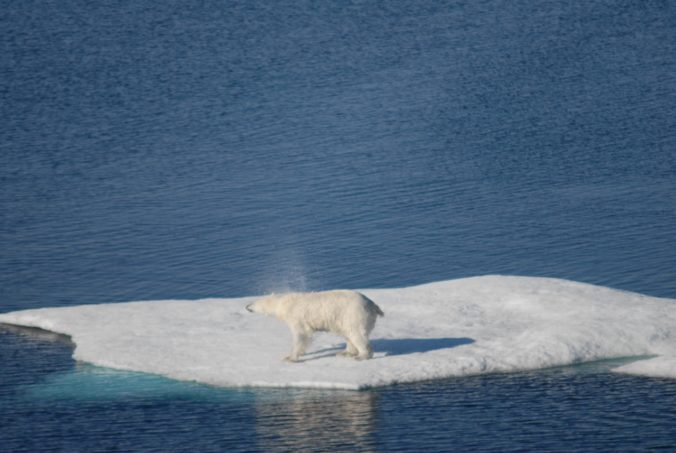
xmin=246 ymin=290 xmax=384 ymax=362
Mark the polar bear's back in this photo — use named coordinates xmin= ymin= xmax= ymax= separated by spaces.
xmin=288 ymin=289 xmax=382 ymax=313
xmin=282 ymin=290 xmax=383 ymax=333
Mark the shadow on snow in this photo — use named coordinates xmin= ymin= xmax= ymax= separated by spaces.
xmin=371 ymin=337 xmax=475 ymax=356
xmin=305 ymin=337 xmax=475 ymax=360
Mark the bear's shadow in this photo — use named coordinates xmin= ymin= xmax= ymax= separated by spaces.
xmin=305 ymin=337 xmax=475 ymax=360
xmin=371 ymin=337 xmax=475 ymax=356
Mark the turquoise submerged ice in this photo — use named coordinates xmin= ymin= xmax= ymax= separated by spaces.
xmin=1 ymin=276 xmax=675 ymax=389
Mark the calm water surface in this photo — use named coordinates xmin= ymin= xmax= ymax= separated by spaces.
xmin=1 ymin=0 xmax=675 ymax=451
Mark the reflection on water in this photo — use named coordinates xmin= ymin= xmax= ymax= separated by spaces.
xmin=254 ymin=391 xmax=377 ymax=452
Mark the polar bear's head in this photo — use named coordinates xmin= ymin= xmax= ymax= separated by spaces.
xmin=246 ymin=294 xmax=282 ymax=317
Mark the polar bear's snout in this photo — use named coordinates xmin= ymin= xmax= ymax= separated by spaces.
xmin=246 ymin=290 xmax=384 ymax=362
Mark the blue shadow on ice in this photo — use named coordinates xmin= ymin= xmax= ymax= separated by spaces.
xmin=308 ymin=337 xmax=474 ymax=360
xmin=371 ymin=337 xmax=475 ymax=356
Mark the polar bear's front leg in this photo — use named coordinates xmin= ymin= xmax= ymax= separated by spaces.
xmin=284 ymin=327 xmax=310 ymax=362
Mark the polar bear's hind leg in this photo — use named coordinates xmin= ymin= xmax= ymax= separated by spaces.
xmin=350 ymin=331 xmax=373 ymax=360
xmin=338 ymin=339 xmax=359 ymax=357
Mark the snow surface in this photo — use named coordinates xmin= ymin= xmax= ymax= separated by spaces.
xmin=1 ymin=276 xmax=675 ymax=389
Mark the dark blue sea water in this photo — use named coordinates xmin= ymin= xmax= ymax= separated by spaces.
xmin=2 ymin=0 xmax=675 ymax=450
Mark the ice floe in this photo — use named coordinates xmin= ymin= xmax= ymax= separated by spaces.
xmin=1 ymin=276 xmax=674 ymax=389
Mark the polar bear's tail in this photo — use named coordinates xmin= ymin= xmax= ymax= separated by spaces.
xmin=361 ymin=293 xmax=384 ymax=317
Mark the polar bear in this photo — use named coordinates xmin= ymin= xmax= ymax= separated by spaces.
xmin=246 ymin=290 xmax=384 ymax=362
